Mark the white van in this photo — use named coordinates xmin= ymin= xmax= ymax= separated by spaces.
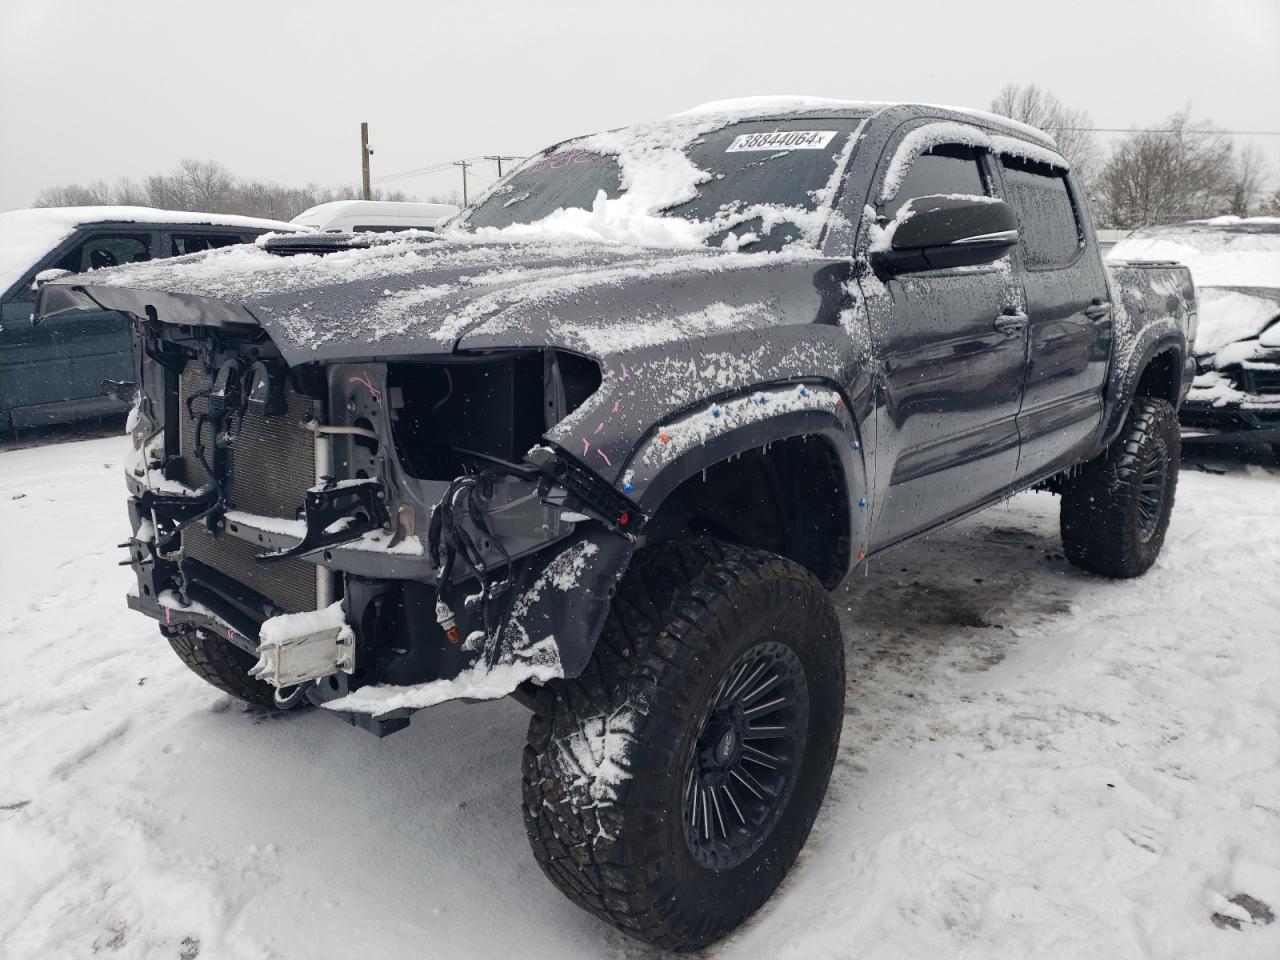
xmin=290 ymin=200 xmax=460 ymax=234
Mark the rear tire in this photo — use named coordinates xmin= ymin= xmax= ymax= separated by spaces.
xmin=1060 ymin=397 xmax=1180 ymax=578
xmin=164 ymin=625 xmax=281 ymax=709
xmin=521 ymin=539 xmax=844 ymax=951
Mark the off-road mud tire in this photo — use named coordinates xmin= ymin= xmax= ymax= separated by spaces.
xmin=1060 ymin=397 xmax=1180 ymax=578
xmin=164 ymin=626 xmax=280 ymax=709
xmin=521 ymin=539 xmax=844 ymax=951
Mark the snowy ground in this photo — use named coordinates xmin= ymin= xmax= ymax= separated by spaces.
xmin=1 ymin=435 xmax=1277 ymax=960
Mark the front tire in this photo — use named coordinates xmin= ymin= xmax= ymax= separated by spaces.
xmin=1060 ymin=397 xmax=1180 ymax=578
xmin=521 ymin=539 xmax=844 ymax=951
xmin=164 ymin=625 xmax=282 ymax=709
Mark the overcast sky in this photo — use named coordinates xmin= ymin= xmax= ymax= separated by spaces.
xmin=2 ymin=0 xmax=1278 ymax=212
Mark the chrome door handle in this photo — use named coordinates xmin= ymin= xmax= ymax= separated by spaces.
xmin=1084 ymin=300 xmax=1111 ymax=320
xmin=993 ymin=312 xmax=1028 ymax=336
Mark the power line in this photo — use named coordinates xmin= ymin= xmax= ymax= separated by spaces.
xmin=484 ymin=154 xmax=525 ymax=177
xmin=1061 ymin=127 xmax=1280 ymax=136
xmin=326 ymin=154 xmax=523 ymax=192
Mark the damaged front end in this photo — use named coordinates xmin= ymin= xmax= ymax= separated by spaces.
xmin=119 ymin=313 xmax=636 ymax=735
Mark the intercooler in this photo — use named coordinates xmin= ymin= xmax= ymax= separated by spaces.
xmin=177 ymin=366 xmax=320 ymax=614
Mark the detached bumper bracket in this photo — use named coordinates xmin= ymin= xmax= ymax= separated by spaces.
xmin=258 ymin=478 xmax=390 ymax=563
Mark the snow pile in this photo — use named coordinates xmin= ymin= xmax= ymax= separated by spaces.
xmin=2 ymin=436 xmax=1279 ymax=957
xmin=1110 ymin=222 xmax=1280 ymax=356
xmin=1109 ymin=221 xmax=1280 ymax=290
xmin=1195 ymin=287 xmax=1280 ymax=355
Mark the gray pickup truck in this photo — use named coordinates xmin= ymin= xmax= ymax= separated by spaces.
xmin=39 ymin=98 xmax=1195 ymax=950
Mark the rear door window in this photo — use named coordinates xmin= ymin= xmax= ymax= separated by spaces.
xmin=882 ymin=143 xmax=988 ymax=219
xmin=170 ymin=233 xmax=242 ymax=255
xmin=998 ymin=156 xmax=1082 ymax=267
xmin=56 ymin=233 xmax=153 ymax=272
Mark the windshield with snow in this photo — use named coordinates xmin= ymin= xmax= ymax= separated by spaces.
xmin=465 ymin=118 xmax=863 ymax=251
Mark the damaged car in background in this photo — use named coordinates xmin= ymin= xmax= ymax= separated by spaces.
xmin=37 ymin=96 xmax=1195 ymax=950
xmin=1110 ymin=216 xmax=1280 ymax=455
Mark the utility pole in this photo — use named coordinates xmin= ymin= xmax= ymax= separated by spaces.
xmin=360 ymin=122 xmax=372 ymax=201
xmin=453 ymin=159 xmax=472 ymax=206
xmin=484 ymin=155 xmax=523 ymax=178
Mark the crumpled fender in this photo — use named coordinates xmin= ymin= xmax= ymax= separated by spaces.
xmin=500 ymin=526 xmax=634 ymax=678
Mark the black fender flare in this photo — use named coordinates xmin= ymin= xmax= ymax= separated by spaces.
xmin=1102 ymin=321 xmax=1187 ymax=448
xmin=521 ymin=383 xmax=870 ymax=678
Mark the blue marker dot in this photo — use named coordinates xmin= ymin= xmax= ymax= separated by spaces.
xmin=798 ymin=386 xmax=809 ymax=397
xmin=758 ymin=395 xmax=768 ymax=405
xmin=712 ymin=407 xmax=721 ymax=418
xmin=852 ymin=441 xmax=861 ymax=451
xmin=858 ymin=498 xmax=868 ymax=508
xmin=623 ymin=482 xmax=633 ymax=494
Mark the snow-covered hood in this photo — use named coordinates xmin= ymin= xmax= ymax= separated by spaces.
xmin=38 ymin=232 xmax=842 ymax=366
xmin=1195 ymin=285 xmax=1280 ymax=356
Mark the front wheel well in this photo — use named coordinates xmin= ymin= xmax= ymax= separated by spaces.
xmin=641 ymin=435 xmax=851 ymax=587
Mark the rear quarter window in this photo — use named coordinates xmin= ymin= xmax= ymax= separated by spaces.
xmin=999 ymin=156 xmax=1082 ymax=268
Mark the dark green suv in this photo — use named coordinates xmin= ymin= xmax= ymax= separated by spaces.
xmin=0 ymin=206 xmax=298 ymax=432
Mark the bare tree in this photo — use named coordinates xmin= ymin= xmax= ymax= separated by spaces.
xmin=32 ymin=161 xmax=424 ymax=221
xmin=990 ymin=83 xmax=1101 ymax=186
xmin=1227 ymin=143 xmax=1269 ymax=217
xmin=1263 ymin=188 xmax=1280 ymax=218
xmin=1095 ymin=110 xmax=1237 ymax=228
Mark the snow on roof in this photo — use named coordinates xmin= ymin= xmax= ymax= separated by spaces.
xmin=675 ymin=95 xmax=1056 ymax=146
xmin=291 ymin=200 xmax=461 ymax=225
xmin=1193 ymin=215 xmax=1280 ymax=227
xmin=0 ymin=205 xmax=300 ymax=300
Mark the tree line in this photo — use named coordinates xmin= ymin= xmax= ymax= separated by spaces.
xmin=31 ymin=90 xmax=1280 ymax=228
xmin=990 ymin=84 xmax=1278 ymax=227
xmin=32 ymin=158 xmax=461 ymax=222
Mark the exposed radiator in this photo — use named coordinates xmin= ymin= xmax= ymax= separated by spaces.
xmin=177 ymin=366 xmax=320 ymax=614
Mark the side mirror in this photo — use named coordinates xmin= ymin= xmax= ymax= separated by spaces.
xmin=871 ymin=195 xmax=1018 ymax=273
xmin=31 ymin=267 xmax=72 ymax=291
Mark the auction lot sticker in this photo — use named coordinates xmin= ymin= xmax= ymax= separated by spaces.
xmin=726 ymin=130 xmax=837 ymax=152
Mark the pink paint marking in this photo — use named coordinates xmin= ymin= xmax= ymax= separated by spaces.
xmin=348 ymin=373 xmax=382 ymax=403
xmin=611 ymin=400 xmax=620 ymax=413
xmin=596 ymin=449 xmax=613 ymax=467
xmin=593 ymin=422 xmax=604 ymax=435
xmin=582 ymin=438 xmax=591 ymax=456
xmin=164 ymin=606 xmax=171 ymax=625
xmin=619 ymin=363 xmax=629 ymax=379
